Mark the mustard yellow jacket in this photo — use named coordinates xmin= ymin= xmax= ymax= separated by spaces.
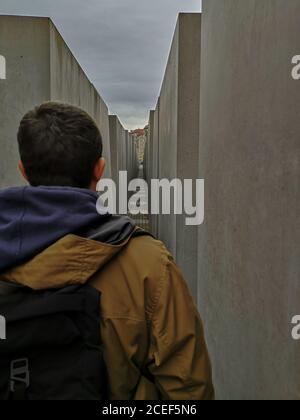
xmin=0 ymin=230 xmax=214 ymax=400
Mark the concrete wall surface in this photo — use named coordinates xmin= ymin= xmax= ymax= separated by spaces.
xmin=144 ymin=110 xmax=159 ymax=235
xmin=0 ymin=15 xmax=111 ymax=187
xmin=151 ymin=103 xmax=160 ymax=237
xmin=143 ymin=111 xmax=152 ymax=185
xmin=148 ymin=14 xmax=202 ymax=300
xmin=109 ymin=116 xmax=117 ymax=185
xmin=0 ymin=16 xmax=50 ymax=187
xmin=199 ymin=0 xmax=300 ymax=400
xmin=50 ymin=20 xmax=111 ymax=177
xmin=110 ymin=115 xmax=125 ymax=181
xmin=109 ymin=115 xmax=138 ymax=187
xmin=126 ymin=131 xmax=139 ymax=183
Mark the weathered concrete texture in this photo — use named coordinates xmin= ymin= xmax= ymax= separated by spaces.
xmin=144 ymin=106 xmax=160 ymax=237
xmin=147 ymin=14 xmax=201 ymax=300
xmin=49 ymin=21 xmax=111 ymax=178
xmin=151 ymin=104 xmax=160 ymax=237
xmin=143 ymin=113 xmax=151 ymax=183
xmin=199 ymin=0 xmax=300 ymax=400
xmin=109 ymin=115 xmax=138 ymax=185
xmin=109 ymin=116 xmax=138 ymax=214
xmin=0 ymin=15 xmax=111 ymax=187
xmin=126 ymin=131 xmax=139 ymax=183
xmin=109 ymin=115 xmax=121 ymax=182
xmin=0 ymin=16 xmax=50 ymax=187
xmin=109 ymin=115 xmax=123 ymax=184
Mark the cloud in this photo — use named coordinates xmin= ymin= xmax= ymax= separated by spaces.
xmin=0 ymin=0 xmax=201 ymax=129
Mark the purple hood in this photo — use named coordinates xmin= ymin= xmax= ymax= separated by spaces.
xmin=0 ymin=186 xmax=134 ymax=273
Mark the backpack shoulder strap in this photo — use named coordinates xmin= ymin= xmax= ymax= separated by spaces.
xmin=0 ymin=280 xmax=27 ymax=295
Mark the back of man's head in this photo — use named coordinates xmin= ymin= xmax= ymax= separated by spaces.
xmin=17 ymin=102 xmax=103 ymax=189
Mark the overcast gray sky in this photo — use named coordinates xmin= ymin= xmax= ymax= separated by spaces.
xmin=0 ymin=0 xmax=202 ymax=129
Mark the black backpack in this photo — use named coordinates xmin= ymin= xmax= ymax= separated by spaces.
xmin=0 ymin=282 xmax=107 ymax=400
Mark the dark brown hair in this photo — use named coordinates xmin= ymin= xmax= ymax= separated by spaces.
xmin=17 ymin=102 xmax=103 ymax=188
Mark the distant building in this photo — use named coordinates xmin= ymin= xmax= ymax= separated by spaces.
xmin=131 ymin=127 xmax=147 ymax=163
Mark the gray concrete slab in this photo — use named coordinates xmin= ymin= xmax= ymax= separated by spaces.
xmin=199 ymin=0 xmax=300 ymax=400
xmin=126 ymin=131 xmax=138 ymax=183
xmin=145 ymin=108 xmax=159 ymax=236
xmin=0 ymin=15 xmax=111 ymax=187
xmin=149 ymin=14 xmax=202 ymax=300
xmin=0 ymin=16 xmax=50 ymax=187
xmin=109 ymin=115 xmax=131 ymax=184
xmin=109 ymin=116 xmax=139 ymax=214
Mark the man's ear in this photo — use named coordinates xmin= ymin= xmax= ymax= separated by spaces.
xmin=93 ymin=157 xmax=106 ymax=183
xmin=18 ymin=161 xmax=28 ymax=181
